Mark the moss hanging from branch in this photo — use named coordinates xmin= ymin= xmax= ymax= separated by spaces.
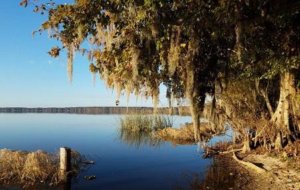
xmin=113 ymin=76 xmax=122 ymax=103
xmin=96 ymin=23 xmax=105 ymax=45
xmin=168 ymin=26 xmax=181 ymax=76
xmin=131 ymin=47 xmax=141 ymax=81
xmin=152 ymin=86 xmax=159 ymax=113
xmin=125 ymin=81 xmax=134 ymax=105
xmin=67 ymin=45 xmax=74 ymax=83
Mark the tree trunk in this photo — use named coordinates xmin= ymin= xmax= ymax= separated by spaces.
xmin=235 ymin=0 xmax=244 ymax=64
xmin=274 ymin=132 xmax=282 ymax=150
xmin=242 ymin=135 xmax=251 ymax=153
xmin=271 ymin=72 xmax=296 ymax=149
xmin=235 ymin=22 xmax=243 ymax=63
xmin=261 ymin=89 xmax=274 ymax=117
xmin=255 ymin=78 xmax=274 ymax=117
xmin=190 ymin=100 xmax=201 ymax=142
xmin=185 ymin=34 xmax=203 ymax=142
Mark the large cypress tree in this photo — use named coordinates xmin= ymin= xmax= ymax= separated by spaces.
xmin=21 ymin=0 xmax=300 ymax=146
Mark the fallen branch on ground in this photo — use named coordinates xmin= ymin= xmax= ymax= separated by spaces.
xmin=232 ymin=152 xmax=266 ymax=174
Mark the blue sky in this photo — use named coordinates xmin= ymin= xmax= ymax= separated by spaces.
xmin=0 ymin=1 xmax=169 ymax=107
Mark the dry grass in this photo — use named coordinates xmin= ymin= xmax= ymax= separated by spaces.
xmin=154 ymin=122 xmax=222 ymax=145
xmin=154 ymin=123 xmax=195 ymax=144
xmin=0 ymin=149 xmax=82 ymax=187
xmin=119 ymin=115 xmax=173 ymax=147
xmin=120 ymin=114 xmax=173 ymax=132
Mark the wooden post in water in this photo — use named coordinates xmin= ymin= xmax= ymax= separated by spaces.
xmin=59 ymin=147 xmax=71 ymax=181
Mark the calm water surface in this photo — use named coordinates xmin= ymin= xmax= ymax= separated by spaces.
xmin=0 ymin=114 xmax=228 ymax=190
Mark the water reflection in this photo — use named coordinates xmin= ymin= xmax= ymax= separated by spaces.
xmin=118 ymin=121 xmax=229 ymax=149
xmin=118 ymin=128 xmax=163 ymax=148
xmin=118 ymin=114 xmax=174 ymax=148
xmin=174 ymin=156 xmax=250 ymax=190
xmin=0 ymin=114 xmax=217 ymax=190
xmin=0 ymin=148 xmax=84 ymax=190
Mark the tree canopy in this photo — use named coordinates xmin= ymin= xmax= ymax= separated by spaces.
xmin=22 ymin=0 xmax=300 ymax=145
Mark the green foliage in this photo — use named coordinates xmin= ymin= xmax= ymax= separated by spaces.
xmin=21 ymin=0 xmax=300 ymax=116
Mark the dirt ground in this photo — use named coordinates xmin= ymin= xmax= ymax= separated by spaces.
xmin=239 ymin=153 xmax=300 ymax=190
xmin=201 ymin=153 xmax=300 ymax=190
xmin=155 ymin=125 xmax=300 ymax=190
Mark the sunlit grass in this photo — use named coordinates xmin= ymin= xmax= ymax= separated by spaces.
xmin=120 ymin=114 xmax=173 ymax=132
xmin=0 ymin=149 xmax=82 ymax=187
xmin=119 ymin=115 xmax=173 ymax=147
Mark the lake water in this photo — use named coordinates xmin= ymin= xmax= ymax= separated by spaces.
xmin=0 ymin=114 xmax=229 ymax=190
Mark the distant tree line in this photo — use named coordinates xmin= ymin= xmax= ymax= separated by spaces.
xmin=0 ymin=106 xmax=190 ymax=115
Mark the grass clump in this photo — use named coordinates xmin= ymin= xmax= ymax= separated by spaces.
xmin=120 ymin=114 xmax=173 ymax=132
xmin=119 ymin=115 xmax=173 ymax=147
xmin=0 ymin=149 xmax=82 ymax=187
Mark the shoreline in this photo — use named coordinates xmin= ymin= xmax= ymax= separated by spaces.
xmin=231 ymin=152 xmax=300 ymax=190
xmin=0 ymin=106 xmax=190 ymax=115
xmin=206 ymin=142 xmax=300 ymax=190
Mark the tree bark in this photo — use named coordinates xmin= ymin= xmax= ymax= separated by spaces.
xmin=190 ymin=102 xmax=201 ymax=142
xmin=186 ymin=86 xmax=202 ymax=142
xmin=271 ymin=72 xmax=296 ymax=149
xmin=242 ymin=135 xmax=251 ymax=153
xmin=185 ymin=33 xmax=203 ymax=142
xmin=232 ymin=152 xmax=266 ymax=174
xmin=235 ymin=22 xmax=243 ymax=63
xmin=261 ymin=89 xmax=274 ymax=117
xmin=235 ymin=0 xmax=244 ymax=64
xmin=274 ymin=132 xmax=282 ymax=150
xmin=255 ymin=79 xmax=274 ymax=117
